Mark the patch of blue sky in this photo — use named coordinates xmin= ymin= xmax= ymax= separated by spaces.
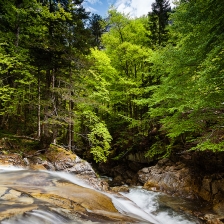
xmin=83 ymin=0 xmax=175 ymax=18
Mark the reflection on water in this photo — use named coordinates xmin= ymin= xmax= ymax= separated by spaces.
xmin=0 ymin=166 xmax=201 ymax=224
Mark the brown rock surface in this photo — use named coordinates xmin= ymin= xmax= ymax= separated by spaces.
xmin=138 ymin=158 xmax=224 ymax=223
xmin=138 ymin=159 xmax=199 ymax=199
xmin=0 ymin=169 xmax=142 ymax=223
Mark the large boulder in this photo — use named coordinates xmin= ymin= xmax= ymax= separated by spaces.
xmin=29 ymin=145 xmax=106 ymax=190
xmin=45 ymin=146 xmax=96 ymax=176
xmin=138 ymin=158 xmax=224 ymax=221
xmin=138 ymin=158 xmax=199 ymax=199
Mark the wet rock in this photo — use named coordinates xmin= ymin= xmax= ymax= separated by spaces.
xmin=98 ymin=163 xmax=142 ymax=187
xmin=138 ymin=158 xmax=224 ymax=222
xmin=126 ymin=178 xmax=132 ymax=185
xmin=42 ymin=160 xmax=55 ymax=170
xmin=203 ymin=214 xmax=224 ymax=224
xmin=23 ymin=157 xmax=29 ymax=166
xmin=138 ymin=160 xmax=199 ymax=199
xmin=0 ymin=169 xmax=141 ymax=223
xmin=109 ymin=175 xmax=124 ymax=187
xmin=98 ymin=160 xmax=145 ymax=178
xmin=17 ymin=172 xmax=54 ymax=187
xmin=143 ymin=182 xmax=160 ymax=192
xmin=110 ymin=186 xmax=130 ymax=192
xmin=1 ymin=188 xmax=34 ymax=205
xmin=0 ymin=146 xmax=107 ymax=191
xmin=66 ymin=157 xmax=96 ymax=176
xmin=31 ymin=156 xmax=43 ymax=164
xmin=0 ymin=205 xmax=38 ymax=221
xmin=101 ymin=181 xmax=109 ymax=191
xmin=158 ymin=193 xmax=208 ymax=220
xmin=45 ymin=146 xmax=96 ymax=177
xmin=111 ymin=165 xmax=127 ymax=177
xmin=157 ymin=158 xmax=171 ymax=166
xmin=0 ymin=154 xmax=24 ymax=167
xmin=1 ymin=189 xmax=21 ymax=201
xmin=29 ymin=164 xmax=47 ymax=170
xmin=213 ymin=201 xmax=224 ymax=217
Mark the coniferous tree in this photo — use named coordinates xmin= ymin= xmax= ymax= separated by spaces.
xmin=147 ymin=0 xmax=171 ymax=47
xmin=88 ymin=13 xmax=104 ymax=49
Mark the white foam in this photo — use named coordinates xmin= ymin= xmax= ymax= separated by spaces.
xmin=108 ymin=193 xmax=160 ymax=224
xmin=121 ymin=188 xmax=199 ymax=224
xmin=0 ymin=165 xmax=24 ymax=171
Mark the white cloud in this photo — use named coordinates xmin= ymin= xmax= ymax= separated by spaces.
xmin=114 ymin=0 xmax=174 ymax=17
xmin=83 ymin=0 xmax=102 ymax=14
xmin=84 ymin=5 xmax=98 ymax=13
xmin=86 ymin=0 xmax=102 ymax=5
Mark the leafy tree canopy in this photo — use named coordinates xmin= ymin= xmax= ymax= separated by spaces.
xmin=149 ymin=0 xmax=224 ymax=152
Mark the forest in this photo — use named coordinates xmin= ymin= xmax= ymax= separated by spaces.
xmin=0 ymin=0 xmax=223 ymax=164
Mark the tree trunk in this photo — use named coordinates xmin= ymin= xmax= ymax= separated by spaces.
xmin=68 ymin=68 xmax=74 ymax=150
xmin=37 ymin=68 xmax=41 ymax=139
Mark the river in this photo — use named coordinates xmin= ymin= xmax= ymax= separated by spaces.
xmin=0 ymin=166 xmax=201 ymax=223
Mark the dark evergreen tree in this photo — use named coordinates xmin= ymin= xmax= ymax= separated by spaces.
xmin=147 ymin=0 xmax=171 ymax=47
xmin=88 ymin=13 xmax=104 ymax=49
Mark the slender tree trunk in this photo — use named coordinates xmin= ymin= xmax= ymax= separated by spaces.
xmin=68 ymin=68 xmax=74 ymax=150
xmin=15 ymin=0 xmax=22 ymax=48
xmin=52 ymin=69 xmax=58 ymax=144
xmin=68 ymin=100 xmax=72 ymax=150
xmin=37 ymin=68 xmax=41 ymax=138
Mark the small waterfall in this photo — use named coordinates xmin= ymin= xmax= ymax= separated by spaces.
xmin=0 ymin=166 xmax=201 ymax=224
xmin=121 ymin=188 xmax=201 ymax=224
xmin=48 ymin=170 xmax=200 ymax=224
xmin=107 ymin=193 xmax=160 ymax=224
xmin=48 ymin=171 xmax=160 ymax=223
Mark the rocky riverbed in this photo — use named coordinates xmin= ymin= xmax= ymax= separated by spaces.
xmin=137 ymin=158 xmax=224 ymax=224
xmin=0 ymin=142 xmax=224 ymax=223
xmin=0 ymin=168 xmax=151 ymax=223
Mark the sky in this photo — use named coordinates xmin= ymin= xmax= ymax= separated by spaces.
xmin=83 ymin=0 xmax=174 ymax=18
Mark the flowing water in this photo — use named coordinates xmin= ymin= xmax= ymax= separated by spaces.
xmin=121 ymin=188 xmax=201 ymax=224
xmin=0 ymin=166 xmax=201 ymax=224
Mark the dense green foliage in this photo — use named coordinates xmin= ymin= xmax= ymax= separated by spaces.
xmin=0 ymin=0 xmax=223 ymax=163
xmin=149 ymin=0 xmax=224 ymax=153
xmin=0 ymin=0 xmax=111 ymax=162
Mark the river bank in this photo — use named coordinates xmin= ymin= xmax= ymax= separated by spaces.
xmin=96 ymin=152 xmax=224 ymax=224
xmin=0 ymin=135 xmax=223 ymax=223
